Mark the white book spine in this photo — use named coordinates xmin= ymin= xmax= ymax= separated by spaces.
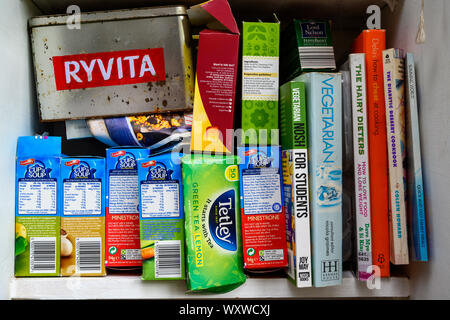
xmin=382 ymin=48 xmax=409 ymax=265
xmin=292 ymin=149 xmax=312 ymax=287
xmin=349 ymin=54 xmax=373 ymax=280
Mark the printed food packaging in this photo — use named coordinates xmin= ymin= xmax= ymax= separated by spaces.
xmin=188 ymin=0 xmax=240 ymax=154
xmin=87 ymin=112 xmax=192 ymax=151
xmin=15 ymin=136 xmax=62 ymax=277
xmin=138 ymin=153 xmax=185 ymax=280
xmin=241 ymin=21 xmax=280 ymax=145
xmin=181 ymin=154 xmax=246 ymax=292
xmin=105 ymin=147 xmax=150 ymax=268
xmin=280 ymin=19 xmax=336 ymax=83
xmin=29 ymin=6 xmax=194 ymax=121
xmin=60 ymin=157 xmax=106 ymax=276
xmin=237 ymin=146 xmax=288 ymax=270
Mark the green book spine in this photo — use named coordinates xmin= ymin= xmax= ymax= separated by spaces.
xmin=280 ymin=81 xmax=307 ymax=150
xmin=280 ymin=81 xmax=312 ymax=287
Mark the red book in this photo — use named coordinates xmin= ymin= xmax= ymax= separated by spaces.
xmin=352 ymin=29 xmax=390 ymax=277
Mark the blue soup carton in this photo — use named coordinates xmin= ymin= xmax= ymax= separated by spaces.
xmin=15 ymin=136 xmax=62 ymax=277
xmin=60 ymin=156 xmax=106 ymax=276
xmin=137 ymin=152 xmax=185 ymax=280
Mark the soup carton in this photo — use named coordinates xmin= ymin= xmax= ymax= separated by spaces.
xmin=105 ymin=147 xmax=150 ymax=268
xmin=60 ymin=157 xmax=106 ymax=276
xmin=237 ymin=146 xmax=288 ymax=270
xmin=138 ymin=153 xmax=185 ymax=280
xmin=15 ymin=136 xmax=61 ymax=277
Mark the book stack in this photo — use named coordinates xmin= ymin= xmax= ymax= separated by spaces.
xmin=280 ymin=27 xmax=429 ymax=288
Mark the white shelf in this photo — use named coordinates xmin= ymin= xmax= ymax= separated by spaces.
xmin=10 ymin=272 xmax=409 ymax=299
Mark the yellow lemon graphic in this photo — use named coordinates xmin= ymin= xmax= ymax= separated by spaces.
xmin=16 ymin=223 xmax=27 ymax=239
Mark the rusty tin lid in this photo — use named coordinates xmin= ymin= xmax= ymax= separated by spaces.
xmin=29 ymin=5 xmax=187 ymax=28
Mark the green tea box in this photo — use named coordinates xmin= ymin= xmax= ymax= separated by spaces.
xmin=182 ymin=154 xmax=246 ymax=292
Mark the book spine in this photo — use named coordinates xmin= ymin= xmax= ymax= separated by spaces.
xmin=349 ymin=54 xmax=373 ymax=280
xmin=383 ymin=48 xmax=409 ymax=265
xmin=304 ymin=73 xmax=342 ymax=287
xmin=281 ymin=81 xmax=312 ymax=287
xmin=291 ymin=82 xmax=312 ymax=287
xmin=405 ymin=53 xmax=428 ymax=261
xmin=353 ymin=30 xmax=390 ymax=276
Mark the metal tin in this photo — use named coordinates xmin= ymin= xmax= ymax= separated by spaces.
xmin=29 ymin=6 xmax=194 ymax=121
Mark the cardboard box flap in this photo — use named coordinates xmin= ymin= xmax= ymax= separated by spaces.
xmin=17 ymin=136 xmax=61 ymax=158
xmin=187 ymin=0 xmax=239 ymax=34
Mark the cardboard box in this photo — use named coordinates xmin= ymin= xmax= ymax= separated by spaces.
xmin=105 ymin=147 xmax=150 ymax=268
xmin=138 ymin=153 xmax=185 ymax=280
xmin=15 ymin=136 xmax=61 ymax=277
xmin=181 ymin=154 xmax=246 ymax=292
xmin=241 ymin=21 xmax=280 ymax=145
xmin=281 ymin=19 xmax=336 ymax=83
xmin=60 ymin=157 xmax=106 ymax=276
xmin=238 ymin=146 xmax=288 ymax=270
xmin=188 ymin=0 xmax=240 ymax=154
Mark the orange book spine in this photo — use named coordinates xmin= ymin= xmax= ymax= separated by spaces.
xmin=352 ymin=30 xmax=390 ymax=277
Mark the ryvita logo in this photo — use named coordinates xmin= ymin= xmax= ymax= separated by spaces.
xmin=147 ymin=162 xmax=173 ymax=181
xmin=116 ymin=153 xmax=137 ymax=170
xmin=69 ymin=161 xmax=96 ymax=179
xmin=25 ymin=161 xmax=51 ymax=179
xmin=209 ymin=190 xmax=237 ymax=251
xmin=248 ymin=151 xmax=272 ymax=168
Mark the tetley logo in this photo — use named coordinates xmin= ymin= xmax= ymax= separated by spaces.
xmin=115 ymin=152 xmax=137 ymax=170
xmin=24 ymin=160 xmax=52 ymax=179
xmin=67 ymin=160 xmax=96 ymax=179
xmin=246 ymin=150 xmax=272 ymax=168
xmin=146 ymin=162 xmax=173 ymax=181
xmin=209 ymin=190 xmax=237 ymax=251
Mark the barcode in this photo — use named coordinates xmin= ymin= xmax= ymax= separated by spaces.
xmin=298 ymin=46 xmax=336 ymax=69
xmin=155 ymin=240 xmax=181 ymax=278
xmin=30 ymin=237 xmax=56 ymax=274
xmin=76 ymin=238 xmax=102 ymax=274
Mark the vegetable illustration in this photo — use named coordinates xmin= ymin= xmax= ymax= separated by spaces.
xmin=60 ymin=229 xmax=73 ymax=257
xmin=15 ymin=223 xmax=28 ymax=256
xmin=141 ymin=246 xmax=155 ymax=260
xmin=16 ymin=223 xmax=27 ymax=239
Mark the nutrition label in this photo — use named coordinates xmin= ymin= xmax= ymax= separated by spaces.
xmin=242 ymin=168 xmax=282 ymax=215
xmin=63 ymin=179 xmax=102 ymax=216
xmin=141 ymin=181 xmax=179 ymax=218
xmin=242 ymin=56 xmax=279 ymax=101
xmin=109 ymin=171 xmax=139 ymax=214
xmin=18 ymin=179 xmax=57 ymax=215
